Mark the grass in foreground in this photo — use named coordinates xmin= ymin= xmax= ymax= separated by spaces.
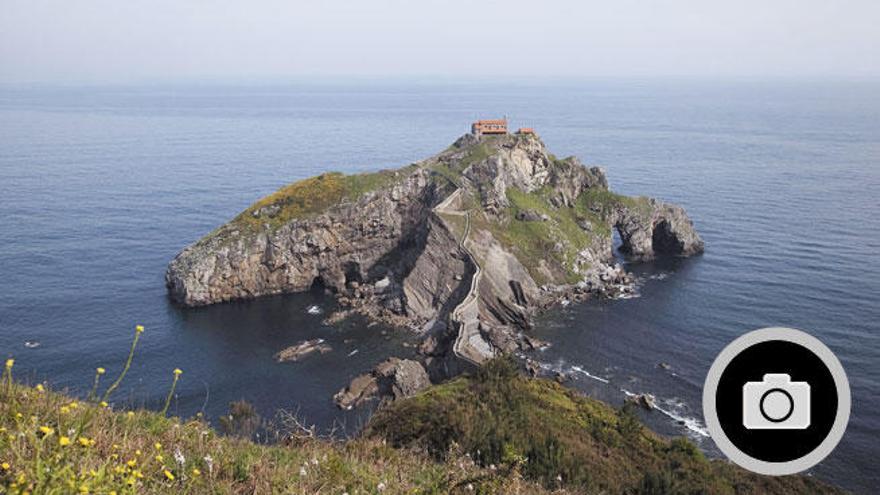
xmin=367 ymin=358 xmax=844 ymax=495
xmin=0 ymin=329 xmax=553 ymax=494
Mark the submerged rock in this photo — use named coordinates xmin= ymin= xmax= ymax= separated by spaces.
xmin=275 ymin=339 xmax=332 ymax=362
xmin=333 ymin=373 xmax=378 ymax=410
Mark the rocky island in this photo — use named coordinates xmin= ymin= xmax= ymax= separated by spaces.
xmin=167 ymin=129 xmax=703 ymax=401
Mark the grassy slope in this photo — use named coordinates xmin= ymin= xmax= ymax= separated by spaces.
xmin=0 ymin=379 xmax=551 ymax=495
xmin=472 ymin=185 xmax=643 ymax=285
xmin=479 ymin=187 xmax=598 ymax=285
xmin=367 ymin=358 xmax=843 ymax=495
xmin=0 ymin=338 xmax=845 ymax=495
xmin=232 ymin=166 xmax=416 ymax=232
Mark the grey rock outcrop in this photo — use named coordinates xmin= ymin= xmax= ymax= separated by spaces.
xmin=612 ymin=200 xmax=704 ymax=260
xmin=334 ymin=357 xmax=430 ymax=409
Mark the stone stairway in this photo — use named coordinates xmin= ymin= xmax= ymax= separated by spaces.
xmin=432 ymin=189 xmax=494 ymax=366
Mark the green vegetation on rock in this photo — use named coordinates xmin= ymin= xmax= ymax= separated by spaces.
xmin=425 ymin=141 xmax=491 ymax=189
xmin=367 ymin=358 xmax=842 ymax=495
xmin=576 ymin=188 xmax=653 ymax=223
xmin=472 ymin=187 xmax=605 ymax=285
xmin=233 ymin=167 xmax=414 ymax=231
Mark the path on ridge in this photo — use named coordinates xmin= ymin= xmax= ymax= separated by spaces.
xmin=432 ymin=189 xmax=494 ymax=366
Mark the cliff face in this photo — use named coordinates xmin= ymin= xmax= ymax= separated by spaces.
xmin=167 ymin=132 xmax=703 ymax=370
xmin=166 ymin=169 xmax=453 ymax=322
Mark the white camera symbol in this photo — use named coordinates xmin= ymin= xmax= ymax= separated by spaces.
xmin=742 ymin=374 xmax=810 ymax=429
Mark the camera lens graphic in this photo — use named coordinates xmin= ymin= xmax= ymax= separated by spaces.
xmin=759 ymin=388 xmax=793 ymax=422
xmin=703 ymin=327 xmax=850 ymax=475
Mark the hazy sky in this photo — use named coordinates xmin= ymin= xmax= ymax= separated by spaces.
xmin=1 ymin=0 xmax=878 ymax=83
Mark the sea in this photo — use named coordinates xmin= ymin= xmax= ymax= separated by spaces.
xmin=0 ymin=80 xmax=877 ymax=493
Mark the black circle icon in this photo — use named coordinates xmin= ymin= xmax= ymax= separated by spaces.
xmin=703 ymin=328 xmax=850 ymax=475
xmin=714 ymin=339 xmax=836 ymax=462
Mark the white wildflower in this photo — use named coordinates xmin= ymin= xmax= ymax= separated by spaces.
xmin=174 ymin=447 xmax=186 ymax=466
xmin=203 ymin=455 xmax=214 ymax=475
xmin=377 ymin=482 xmax=386 ymax=492
xmin=299 ymin=466 xmax=307 ymax=476
xmin=311 ymin=457 xmax=318 ymax=465
xmin=466 ymin=483 xmax=474 ymax=491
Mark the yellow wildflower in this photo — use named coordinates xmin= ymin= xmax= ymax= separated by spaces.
xmin=192 ymin=468 xmax=201 ymax=476
xmin=79 ymin=484 xmax=89 ymax=494
xmin=126 ymin=411 xmax=135 ymax=418
xmin=135 ymin=325 xmax=144 ymax=333
xmin=35 ymin=384 xmax=45 ymax=392
xmin=114 ymin=466 xmax=125 ymax=474
xmin=126 ymin=459 xmax=136 ymax=468
xmin=110 ymin=492 xmax=117 ymax=495
xmin=1 ymin=462 xmax=10 ymax=470
xmin=69 ymin=401 xmax=79 ymax=409
xmin=155 ymin=454 xmax=164 ymax=463
xmin=154 ymin=442 xmax=162 ymax=450
xmin=4 ymin=358 xmax=13 ymax=369
xmin=59 ymin=436 xmax=71 ymax=446
xmin=78 ymin=436 xmax=94 ymax=447
xmin=60 ymin=406 xmax=70 ymax=414
xmin=96 ymin=367 xmax=105 ymax=375
xmin=15 ymin=412 xmax=22 ymax=418
xmin=163 ymin=469 xmax=174 ymax=481
xmin=125 ymin=477 xmax=135 ymax=486
xmin=39 ymin=426 xmax=54 ymax=436
xmin=135 ymin=449 xmax=142 ymax=456
xmin=133 ymin=469 xmax=144 ymax=479
xmin=173 ymin=368 xmax=183 ymax=376
xmin=100 ymin=401 xmax=109 ymax=408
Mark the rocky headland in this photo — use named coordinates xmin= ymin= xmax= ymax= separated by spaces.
xmin=166 ymin=131 xmax=703 ymax=403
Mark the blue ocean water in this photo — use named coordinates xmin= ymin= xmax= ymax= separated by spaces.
xmin=0 ymin=80 xmax=877 ymax=492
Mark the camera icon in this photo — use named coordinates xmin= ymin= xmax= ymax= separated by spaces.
xmin=743 ymin=373 xmax=810 ymax=429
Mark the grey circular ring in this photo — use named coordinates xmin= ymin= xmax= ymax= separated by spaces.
xmin=702 ymin=327 xmax=851 ymax=476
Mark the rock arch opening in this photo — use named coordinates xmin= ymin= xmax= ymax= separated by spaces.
xmin=651 ymin=219 xmax=683 ymax=255
xmin=611 ymin=226 xmax=628 ymax=262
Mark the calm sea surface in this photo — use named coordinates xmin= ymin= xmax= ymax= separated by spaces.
xmin=0 ymin=81 xmax=877 ymax=492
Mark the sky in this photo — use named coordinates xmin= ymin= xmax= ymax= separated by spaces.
xmin=1 ymin=0 xmax=878 ymax=84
